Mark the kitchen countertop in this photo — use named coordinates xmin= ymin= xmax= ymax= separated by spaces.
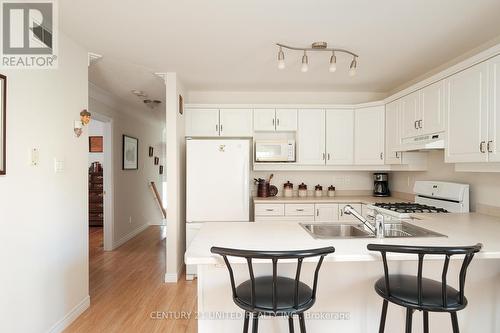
xmin=253 ymin=195 xmax=411 ymax=205
xmin=185 ymin=213 xmax=500 ymax=265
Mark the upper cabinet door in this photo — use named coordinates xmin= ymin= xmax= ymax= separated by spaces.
xmin=445 ymin=62 xmax=489 ymax=163
xmin=253 ymin=109 xmax=276 ymax=131
xmin=488 ymin=55 xmax=500 ymax=162
xmin=355 ymin=106 xmax=385 ymax=165
xmin=185 ymin=109 xmax=220 ymax=136
xmin=219 ymin=109 xmax=253 ymax=137
xmin=275 ymin=109 xmax=298 ymax=131
xmin=325 ymin=109 xmax=354 ymax=165
xmin=401 ymin=91 xmax=420 ymax=139
xmin=385 ymin=101 xmax=402 ymax=165
xmin=420 ymin=80 xmax=446 ymax=135
xmin=297 ymin=109 xmax=326 ymax=165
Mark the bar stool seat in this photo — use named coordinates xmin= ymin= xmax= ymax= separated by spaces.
xmin=235 ymin=276 xmax=314 ymax=314
xmin=374 ymin=275 xmax=466 ymax=312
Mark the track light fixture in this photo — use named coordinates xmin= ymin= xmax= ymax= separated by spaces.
xmin=349 ymin=56 xmax=358 ymax=76
xmin=276 ymin=42 xmax=359 ymax=75
xmin=277 ymin=46 xmax=285 ymax=69
xmin=301 ymin=51 xmax=309 ymax=73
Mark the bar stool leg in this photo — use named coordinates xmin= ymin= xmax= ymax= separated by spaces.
xmin=298 ymin=313 xmax=306 ymax=333
xmin=243 ymin=311 xmax=249 ymax=333
xmin=450 ymin=312 xmax=460 ymax=333
xmin=405 ymin=308 xmax=414 ymax=333
xmin=252 ymin=313 xmax=259 ymax=333
xmin=423 ymin=311 xmax=429 ymax=333
xmin=379 ymin=299 xmax=388 ymax=333
xmin=288 ymin=315 xmax=295 ymax=333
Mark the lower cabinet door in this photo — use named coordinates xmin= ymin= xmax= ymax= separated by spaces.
xmin=338 ymin=203 xmax=362 ymax=222
xmin=314 ymin=204 xmax=339 ymax=222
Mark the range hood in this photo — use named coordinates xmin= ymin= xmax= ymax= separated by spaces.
xmin=400 ymin=132 xmax=445 ymax=151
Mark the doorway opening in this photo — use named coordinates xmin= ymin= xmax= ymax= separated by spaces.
xmin=88 ymin=114 xmax=114 ymax=251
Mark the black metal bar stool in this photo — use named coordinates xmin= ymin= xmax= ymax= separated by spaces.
xmin=367 ymin=243 xmax=482 ymax=333
xmin=211 ymin=246 xmax=335 ymax=333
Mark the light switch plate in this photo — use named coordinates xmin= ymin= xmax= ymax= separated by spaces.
xmin=30 ymin=148 xmax=39 ymax=166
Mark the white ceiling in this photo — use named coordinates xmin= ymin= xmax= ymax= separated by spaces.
xmin=61 ymin=0 xmax=500 ymax=105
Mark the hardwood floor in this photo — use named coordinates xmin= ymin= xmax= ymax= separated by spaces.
xmin=65 ymin=226 xmax=197 ymax=333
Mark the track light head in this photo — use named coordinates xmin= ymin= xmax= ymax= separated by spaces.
xmin=277 ymin=47 xmax=285 ymax=69
xmin=329 ymin=51 xmax=337 ymax=73
xmin=301 ymin=51 xmax=309 ymax=72
xmin=349 ymin=57 xmax=358 ymax=76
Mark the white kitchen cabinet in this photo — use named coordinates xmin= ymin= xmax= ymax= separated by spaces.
xmin=445 ymin=62 xmax=489 ymax=163
xmin=185 ymin=109 xmax=220 ymax=137
xmin=338 ymin=203 xmax=362 ymax=222
xmin=326 ymin=109 xmax=354 ymax=165
xmin=253 ymin=109 xmax=276 ymax=131
xmin=219 ymin=109 xmax=253 ymax=137
xmin=314 ymin=204 xmax=339 ymax=222
xmin=275 ymin=109 xmax=298 ymax=131
xmin=297 ymin=109 xmax=326 ymax=164
xmin=385 ymin=101 xmax=403 ymax=165
xmin=186 ymin=108 xmax=252 ymax=137
xmin=401 ymin=91 xmax=420 ymax=139
xmin=420 ymin=80 xmax=446 ymax=135
xmin=488 ymin=55 xmax=500 ymax=162
xmin=254 ymin=109 xmax=297 ymax=132
xmin=354 ymin=106 xmax=385 ymax=165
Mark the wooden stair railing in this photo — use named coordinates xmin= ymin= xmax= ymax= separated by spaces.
xmin=150 ymin=181 xmax=167 ymax=219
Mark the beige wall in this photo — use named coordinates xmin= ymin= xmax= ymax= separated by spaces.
xmin=391 ymin=150 xmax=500 ymax=211
xmin=89 ymin=84 xmax=166 ymax=245
xmin=0 ymin=34 xmax=89 ymax=333
xmin=187 ymin=90 xmax=387 ymax=104
xmin=165 ymin=73 xmax=187 ymax=282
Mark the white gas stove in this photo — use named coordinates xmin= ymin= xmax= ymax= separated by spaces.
xmin=369 ymin=181 xmax=470 ymax=219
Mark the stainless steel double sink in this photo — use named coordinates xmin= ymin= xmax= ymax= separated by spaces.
xmin=300 ymin=222 xmax=446 ymax=239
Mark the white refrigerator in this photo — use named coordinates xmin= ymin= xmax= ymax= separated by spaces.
xmin=185 ymin=139 xmax=250 ymax=279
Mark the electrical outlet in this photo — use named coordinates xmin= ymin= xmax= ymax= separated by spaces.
xmin=30 ymin=148 xmax=39 ymax=166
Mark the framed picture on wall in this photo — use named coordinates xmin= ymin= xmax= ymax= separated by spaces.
xmin=179 ymin=94 xmax=184 ymax=115
xmin=89 ymin=136 xmax=103 ymax=153
xmin=122 ymin=135 xmax=139 ymax=170
xmin=0 ymin=74 xmax=6 ymax=175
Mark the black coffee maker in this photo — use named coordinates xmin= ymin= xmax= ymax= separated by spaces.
xmin=373 ymin=173 xmax=390 ymax=197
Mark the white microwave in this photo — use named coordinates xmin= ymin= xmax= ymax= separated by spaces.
xmin=255 ymin=140 xmax=295 ymax=162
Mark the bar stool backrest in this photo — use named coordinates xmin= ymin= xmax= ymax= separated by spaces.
xmin=211 ymin=246 xmax=335 ymax=312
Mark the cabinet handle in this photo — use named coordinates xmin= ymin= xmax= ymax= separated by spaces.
xmin=216 ymin=124 xmax=219 ymax=132
xmin=380 ymin=152 xmax=384 ymax=160
xmin=322 ymin=153 xmax=326 ymax=160
xmin=395 ymin=152 xmax=399 ymax=159
xmin=220 ymin=124 xmax=223 ymax=132
xmin=277 ymin=118 xmax=280 ymax=127
xmin=327 ymin=153 xmax=331 ymax=160
xmin=265 ymin=209 xmax=274 ymax=212
xmin=420 ymin=120 xmax=423 ymax=129
xmin=316 ymin=209 xmax=319 ymax=216
xmin=488 ymin=141 xmax=494 ymax=153
xmin=272 ymin=118 xmax=275 ymax=127
xmin=296 ymin=209 xmax=304 ymax=212
xmin=480 ymin=141 xmax=486 ymax=153
xmin=414 ymin=120 xmax=418 ymax=129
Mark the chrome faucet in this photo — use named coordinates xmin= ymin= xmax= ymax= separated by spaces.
xmin=343 ymin=205 xmax=385 ymax=238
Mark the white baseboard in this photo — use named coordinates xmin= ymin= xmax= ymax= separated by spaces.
xmin=164 ymin=263 xmax=185 ymax=283
xmin=112 ymin=223 xmax=149 ymax=250
xmin=47 ymin=295 xmax=90 ymax=333
xmin=148 ymin=219 xmax=167 ymax=226
xmin=164 ymin=272 xmax=178 ymax=283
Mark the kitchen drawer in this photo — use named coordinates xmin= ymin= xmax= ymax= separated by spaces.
xmin=285 ymin=204 xmax=315 ymax=216
xmin=255 ymin=204 xmax=285 ymax=216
